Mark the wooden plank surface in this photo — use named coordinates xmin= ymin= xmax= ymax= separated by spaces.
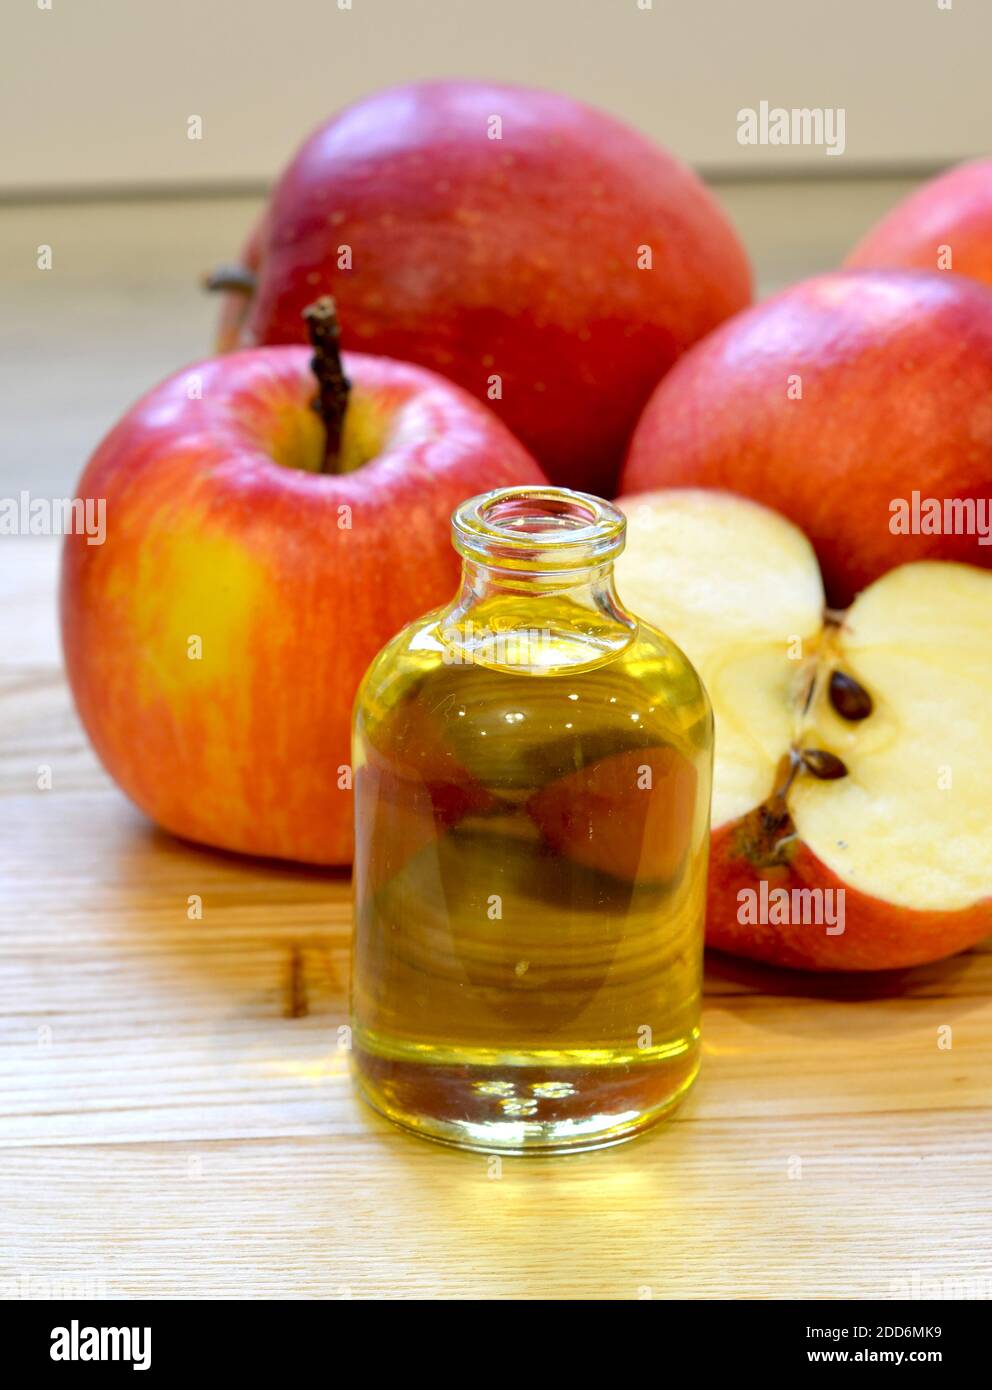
xmin=2 ymin=535 xmax=990 ymax=1300
xmin=2 ymin=185 xmax=991 ymax=1300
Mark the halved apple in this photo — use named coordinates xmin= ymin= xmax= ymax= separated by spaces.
xmin=617 ymin=489 xmax=992 ymax=970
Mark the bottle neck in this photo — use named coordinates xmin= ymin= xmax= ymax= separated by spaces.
xmin=443 ymin=486 xmax=634 ymax=672
xmin=438 ymin=558 xmax=636 ymax=673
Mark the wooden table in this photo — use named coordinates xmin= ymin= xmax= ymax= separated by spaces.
xmin=2 ymin=534 xmax=990 ymax=1300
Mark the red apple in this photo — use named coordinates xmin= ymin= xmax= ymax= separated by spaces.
xmin=210 ymin=80 xmax=751 ymax=496
xmin=357 ymin=694 xmax=503 ymax=892
xmin=61 ymin=319 xmax=545 ymax=864
xmin=617 ymin=489 xmax=992 ymax=971
xmin=527 ymin=746 xmax=698 ymax=885
xmin=845 ymin=160 xmax=992 ymax=287
xmin=621 ymin=270 xmax=992 ymax=607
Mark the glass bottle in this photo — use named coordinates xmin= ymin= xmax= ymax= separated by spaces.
xmin=350 ymin=486 xmax=713 ymax=1154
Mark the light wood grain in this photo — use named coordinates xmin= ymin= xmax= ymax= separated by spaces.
xmin=2 ymin=188 xmax=991 ymax=1300
xmin=2 ymin=538 xmax=990 ymax=1300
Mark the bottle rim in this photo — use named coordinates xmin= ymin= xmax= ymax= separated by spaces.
xmin=451 ymin=486 xmax=626 ymax=571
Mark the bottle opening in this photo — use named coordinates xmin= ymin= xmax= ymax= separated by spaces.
xmin=452 ymin=486 xmax=626 ymax=571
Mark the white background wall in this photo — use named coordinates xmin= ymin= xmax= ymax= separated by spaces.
xmin=3 ymin=0 xmax=990 ymax=194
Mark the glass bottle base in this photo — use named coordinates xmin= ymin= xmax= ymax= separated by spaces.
xmin=351 ymin=1041 xmax=699 ymax=1155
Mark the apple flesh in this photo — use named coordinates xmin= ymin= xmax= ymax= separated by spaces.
xmin=845 ymin=159 xmax=992 ymax=288
xmin=61 ymin=345 xmax=545 ymax=864
xmin=621 ymin=269 xmax=992 ymax=607
xmin=212 ymin=80 xmax=751 ymax=496
xmin=616 ymin=489 xmax=992 ymax=971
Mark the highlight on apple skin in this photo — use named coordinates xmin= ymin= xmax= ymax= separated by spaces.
xmin=210 ymin=79 xmax=753 ymax=496
xmin=620 ymin=268 xmax=992 ymax=608
xmin=845 ymin=158 xmax=992 ymax=287
xmin=616 ymin=488 xmax=992 ymax=972
xmin=60 ymin=344 xmax=546 ymax=865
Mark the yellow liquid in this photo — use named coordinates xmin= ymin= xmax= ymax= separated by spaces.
xmin=351 ymin=588 xmax=712 ymax=1153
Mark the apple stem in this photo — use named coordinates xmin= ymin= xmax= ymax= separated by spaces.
xmin=202 ymin=264 xmax=258 ymax=295
xmin=733 ymin=755 xmax=797 ymax=868
xmin=303 ymin=297 xmax=351 ymax=472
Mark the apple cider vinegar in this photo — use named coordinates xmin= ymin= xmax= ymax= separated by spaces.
xmin=350 ymin=487 xmax=713 ymax=1153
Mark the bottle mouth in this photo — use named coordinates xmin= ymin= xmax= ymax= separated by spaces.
xmin=451 ymin=486 xmax=626 ymax=571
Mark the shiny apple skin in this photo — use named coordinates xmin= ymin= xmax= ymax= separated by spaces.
xmin=846 ymin=159 xmax=992 ymax=288
xmin=706 ymin=826 xmax=992 ymax=972
xmin=60 ymin=346 xmax=545 ymax=864
xmin=218 ymin=80 xmax=752 ymax=496
xmin=622 ymin=270 xmax=992 ymax=607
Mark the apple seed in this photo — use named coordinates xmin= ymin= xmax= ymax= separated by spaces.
xmin=801 ymin=748 xmax=849 ymax=780
xmin=829 ymin=670 xmax=873 ymax=721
